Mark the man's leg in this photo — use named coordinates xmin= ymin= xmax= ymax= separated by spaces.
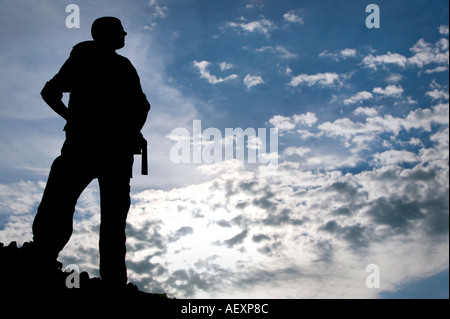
xmin=32 ymin=155 xmax=93 ymax=263
xmin=98 ymin=171 xmax=132 ymax=287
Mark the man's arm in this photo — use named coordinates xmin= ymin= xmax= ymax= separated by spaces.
xmin=41 ymin=45 xmax=80 ymax=121
xmin=135 ymin=95 xmax=150 ymax=131
xmin=127 ymin=64 xmax=150 ymax=132
xmin=41 ymin=81 xmax=69 ymax=121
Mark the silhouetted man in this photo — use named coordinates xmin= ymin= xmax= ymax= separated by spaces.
xmin=32 ymin=17 xmax=150 ymax=288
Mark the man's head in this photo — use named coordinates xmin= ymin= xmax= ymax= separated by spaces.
xmin=91 ymin=17 xmax=127 ymax=51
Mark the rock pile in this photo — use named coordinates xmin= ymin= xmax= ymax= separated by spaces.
xmin=0 ymin=241 xmax=171 ymax=312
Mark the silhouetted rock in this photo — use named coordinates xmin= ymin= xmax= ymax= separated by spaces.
xmin=0 ymin=241 xmax=172 ymax=313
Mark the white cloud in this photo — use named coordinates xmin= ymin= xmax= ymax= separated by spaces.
xmin=283 ymin=10 xmax=304 ymax=24
xmin=408 ymin=137 xmax=424 ymax=147
xmin=319 ymin=48 xmax=357 ymax=61
xmin=274 ymin=46 xmax=298 ymax=59
xmin=0 ymin=181 xmax=44 ymax=216
xmin=290 ymin=72 xmax=343 ymax=88
xmin=283 ymin=146 xmax=311 ymax=157
xmin=373 ymin=85 xmax=404 ymax=97
xmin=268 ymin=112 xmax=317 ymax=131
xmin=218 ymin=62 xmax=234 ymax=71
xmin=285 ymin=67 xmax=292 ymax=75
xmin=255 ymin=46 xmax=298 ymax=59
xmin=193 ymin=60 xmax=238 ymax=85
xmin=319 ymin=118 xmax=374 ymax=140
xmin=320 ymin=103 xmax=449 ymax=145
xmin=268 ymin=115 xmax=296 ymax=131
xmin=340 ymin=48 xmax=357 ymax=58
xmin=245 ymin=0 xmax=266 ymax=10
xmin=354 ymin=107 xmax=378 ymax=117
xmin=121 ymin=150 xmax=449 ymax=298
xmin=295 ymin=130 xmax=314 ymax=140
xmin=406 ymin=96 xmax=418 ymax=105
xmin=426 ymin=89 xmax=450 ymax=101
xmin=372 ymin=150 xmax=418 ymax=166
xmin=424 ymin=66 xmax=449 ymax=74
xmin=293 ymin=112 xmax=318 ymax=127
xmin=226 ymin=18 xmax=276 ymax=37
xmin=386 ymin=73 xmax=403 ymax=83
xmin=149 ymin=0 xmax=169 ymax=18
xmin=408 ymin=38 xmax=449 ymax=68
xmin=196 ymin=159 xmax=245 ymax=176
xmin=403 ymin=103 xmax=449 ymax=131
xmin=318 ymin=50 xmax=335 ymax=60
xmin=362 ymin=52 xmax=408 ymax=70
xmin=439 ymin=25 xmax=449 ymax=35
xmin=344 ymin=91 xmax=373 ymax=105
xmin=341 ymin=86 xmax=404 ymax=107
xmin=243 ymin=74 xmax=264 ymax=89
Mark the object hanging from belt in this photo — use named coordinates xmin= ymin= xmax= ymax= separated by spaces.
xmin=141 ymin=137 xmax=148 ymax=175
xmin=134 ymin=133 xmax=148 ymax=175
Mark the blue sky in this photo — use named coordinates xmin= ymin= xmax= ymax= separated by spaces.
xmin=0 ymin=0 xmax=448 ymax=299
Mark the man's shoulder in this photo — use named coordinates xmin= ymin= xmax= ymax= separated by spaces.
xmin=115 ymin=53 xmax=132 ymax=64
xmin=67 ymin=41 xmax=100 ymax=61
xmin=71 ymin=41 xmax=96 ymax=54
xmin=115 ymin=53 xmax=137 ymax=73
xmin=66 ymin=41 xmax=136 ymax=72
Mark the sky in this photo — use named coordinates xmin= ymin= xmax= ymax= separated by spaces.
xmin=0 ymin=0 xmax=448 ymax=299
